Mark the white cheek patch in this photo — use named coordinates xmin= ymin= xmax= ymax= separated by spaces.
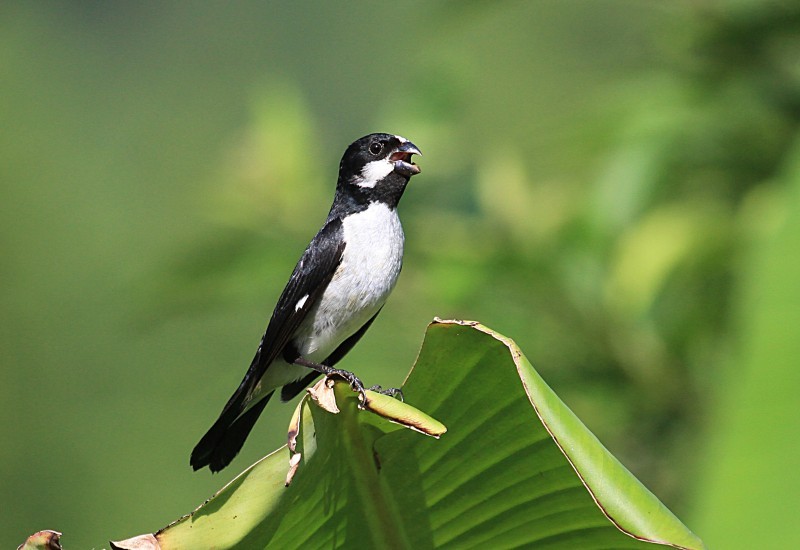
xmin=353 ymin=159 xmax=393 ymax=188
xmin=295 ymin=294 xmax=309 ymax=312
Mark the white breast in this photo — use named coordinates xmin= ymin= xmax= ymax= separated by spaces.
xmin=299 ymin=202 xmax=404 ymax=360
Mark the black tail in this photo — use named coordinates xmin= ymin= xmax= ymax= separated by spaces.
xmin=190 ymin=391 xmax=273 ymax=472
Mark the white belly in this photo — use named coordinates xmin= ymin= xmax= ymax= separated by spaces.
xmin=298 ymin=202 xmax=404 ymax=361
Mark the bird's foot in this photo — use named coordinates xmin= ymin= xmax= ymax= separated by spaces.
xmin=368 ymin=385 xmax=405 ymax=402
xmin=292 ymin=357 xmax=368 ymax=408
xmin=324 ymin=368 xmax=367 ymax=407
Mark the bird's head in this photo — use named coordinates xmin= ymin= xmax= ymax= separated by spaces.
xmin=339 ymin=133 xmax=422 ymax=191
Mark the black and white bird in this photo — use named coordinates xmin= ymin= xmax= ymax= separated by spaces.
xmin=190 ymin=133 xmax=422 ymax=472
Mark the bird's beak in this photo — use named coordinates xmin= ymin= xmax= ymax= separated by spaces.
xmin=390 ymin=141 xmax=422 ymax=177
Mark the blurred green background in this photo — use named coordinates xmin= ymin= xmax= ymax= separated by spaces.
xmin=3 ymin=1 xmax=799 ymax=548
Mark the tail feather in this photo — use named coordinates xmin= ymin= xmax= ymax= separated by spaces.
xmin=190 ymin=391 xmax=273 ymax=472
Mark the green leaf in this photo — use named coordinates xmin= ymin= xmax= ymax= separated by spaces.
xmin=114 ymin=320 xmax=702 ymax=549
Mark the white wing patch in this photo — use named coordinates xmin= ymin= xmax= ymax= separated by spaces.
xmin=295 ymin=294 xmax=309 ymax=312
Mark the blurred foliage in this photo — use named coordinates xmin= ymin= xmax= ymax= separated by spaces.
xmin=692 ymin=129 xmax=800 ymax=548
xmin=2 ymin=1 xmax=799 ymax=548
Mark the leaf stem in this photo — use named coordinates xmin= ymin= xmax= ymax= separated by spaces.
xmin=336 ymin=384 xmax=413 ymax=550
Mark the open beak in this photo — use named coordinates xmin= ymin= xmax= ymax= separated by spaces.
xmin=390 ymin=141 xmax=422 ymax=177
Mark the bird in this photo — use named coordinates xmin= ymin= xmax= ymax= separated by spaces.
xmin=190 ymin=133 xmax=422 ymax=472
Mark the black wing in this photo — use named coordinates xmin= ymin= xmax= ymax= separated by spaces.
xmin=190 ymin=218 xmax=345 ymax=471
xmin=250 ymin=218 xmax=346 ymax=381
xmin=223 ymin=217 xmax=345 ymax=412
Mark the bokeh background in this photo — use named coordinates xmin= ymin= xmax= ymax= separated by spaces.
xmin=3 ymin=1 xmax=799 ymax=548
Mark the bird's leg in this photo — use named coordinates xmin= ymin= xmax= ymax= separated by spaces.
xmin=367 ymin=385 xmax=405 ymax=402
xmin=293 ymin=357 xmax=367 ymax=407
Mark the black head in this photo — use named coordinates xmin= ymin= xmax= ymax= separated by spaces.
xmin=333 ymin=133 xmax=422 ymax=212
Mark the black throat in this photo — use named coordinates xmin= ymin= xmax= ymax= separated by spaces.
xmin=328 ymin=171 xmax=410 ymax=220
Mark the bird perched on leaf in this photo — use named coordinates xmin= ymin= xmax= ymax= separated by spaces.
xmin=191 ymin=133 xmax=422 ymax=472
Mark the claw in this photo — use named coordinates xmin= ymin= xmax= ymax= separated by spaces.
xmin=368 ymin=385 xmax=404 ymax=402
xmin=326 ymin=368 xmax=367 ymax=409
xmin=294 ymin=356 xmax=370 ymax=409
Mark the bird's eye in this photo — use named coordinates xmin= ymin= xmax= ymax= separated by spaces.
xmin=369 ymin=141 xmax=383 ymax=156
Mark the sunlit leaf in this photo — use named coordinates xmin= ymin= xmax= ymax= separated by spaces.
xmin=114 ymin=320 xmax=702 ymax=549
